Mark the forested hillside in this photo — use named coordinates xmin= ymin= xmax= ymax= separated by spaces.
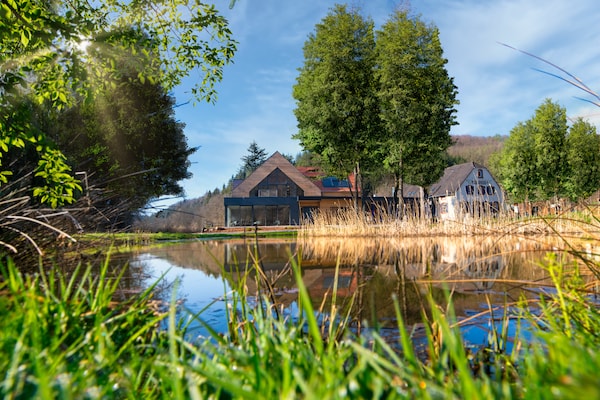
xmin=136 ymin=135 xmax=506 ymax=232
xmin=135 ymin=190 xmax=225 ymax=232
xmin=447 ymin=135 xmax=507 ymax=167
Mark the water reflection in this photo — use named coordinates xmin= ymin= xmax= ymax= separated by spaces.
xmin=130 ymin=236 xmax=595 ymax=339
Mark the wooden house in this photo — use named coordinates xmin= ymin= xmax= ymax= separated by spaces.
xmin=224 ymin=152 xmax=364 ymax=226
xmin=428 ymin=162 xmax=504 ymax=220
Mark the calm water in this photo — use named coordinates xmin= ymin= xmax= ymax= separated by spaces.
xmin=127 ymin=235 xmax=597 ymax=346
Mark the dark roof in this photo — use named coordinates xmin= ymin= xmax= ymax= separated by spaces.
xmin=230 ymin=152 xmax=321 ymax=197
xmin=429 ymin=162 xmax=486 ymax=198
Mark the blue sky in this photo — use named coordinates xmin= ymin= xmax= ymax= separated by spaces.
xmin=162 ymin=0 xmax=600 ymax=206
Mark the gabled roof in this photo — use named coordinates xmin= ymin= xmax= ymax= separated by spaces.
xmin=429 ymin=162 xmax=486 ymax=198
xmin=231 ymin=152 xmax=321 ymax=197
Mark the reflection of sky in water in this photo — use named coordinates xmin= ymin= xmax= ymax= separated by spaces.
xmin=133 ymin=253 xmax=231 ymax=340
xmin=127 ymin=236 xmax=590 ymax=350
xmin=133 ymin=248 xmax=523 ymax=350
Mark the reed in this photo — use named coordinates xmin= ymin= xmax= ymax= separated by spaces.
xmin=300 ymin=204 xmax=600 ymax=238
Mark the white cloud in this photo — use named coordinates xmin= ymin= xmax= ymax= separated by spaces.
xmin=166 ymin=0 xmax=600 ymax=203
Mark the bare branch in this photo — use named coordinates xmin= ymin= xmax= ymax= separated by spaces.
xmin=5 ymin=215 xmax=76 ymax=243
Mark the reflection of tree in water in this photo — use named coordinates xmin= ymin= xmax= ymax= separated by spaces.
xmin=295 ymin=235 xmax=593 ymax=326
xmin=123 ymin=235 xmax=594 ymax=331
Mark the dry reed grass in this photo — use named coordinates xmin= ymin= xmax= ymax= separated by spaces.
xmin=300 ymin=205 xmax=600 ymax=239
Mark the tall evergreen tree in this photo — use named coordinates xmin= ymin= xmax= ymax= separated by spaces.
xmin=241 ymin=141 xmax=268 ymax=178
xmin=293 ymin=4 xmax=380 ymax=208
xmin=375 ymin=9 xmax=458 ymax=209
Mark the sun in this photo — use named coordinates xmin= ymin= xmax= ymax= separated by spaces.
xmin=70 ymin=35 xmax=91 ymax=54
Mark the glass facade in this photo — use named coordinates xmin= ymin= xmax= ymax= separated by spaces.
xmin=226 ymin=205 xmax=291 ymax=226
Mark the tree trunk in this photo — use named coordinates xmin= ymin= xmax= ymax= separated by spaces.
xmin=354 ymin=161 xmax=361 ymax=212
xmin=394 ymin=156 xmax=405 ymax=218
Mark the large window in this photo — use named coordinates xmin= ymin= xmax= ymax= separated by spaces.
xmin=227 ymin=205 xmax=290 ymax=226
xmin=252 ymin=169 xmax=304 ymax=198
xmin=227 ymin=205 xmax=254 ymax=226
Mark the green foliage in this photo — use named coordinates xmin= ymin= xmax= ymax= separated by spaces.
xmin=293 ymin=5 xmax=457 ymax=206
xmin=0 ymin=100 xmax=83 ymax=206
xmin=293 ymin=4 xmax=380 ymax=188
xmin=32 ymin=149 xmax=82 ymax=208
xmin=294 ymin=150 xmax=323 ymax=168
xmin=48 ymin=73 xmax=196 ymax=211
xmin=492 ymin=120 xmax=538 ymax=202
xmin=0 ymin=257 xmax=166 ymax=398
xmin=375 ymin=9 xmax=458 ymax=190
xmin=564 ymin=119 xmax=600 ymax=200
xmin=532 ymin=99 xmax=568 ymax=200
xmin=493 ymin=99 xmax=599 ymax=202
xmin=449 ymin=135 xmax=507 ymax=168
xmin=1 ymin=0 xmax=236 ymax=106
xmin=0 ymin=0 xmax=236 ymax=207
xmin=516 ymin=254 xmax=600 ymax=398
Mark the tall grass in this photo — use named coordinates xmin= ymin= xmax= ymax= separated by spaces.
xmin=1 ymin=242 xmax=599 ymax=398
xmin=301 ymin=204 xmax=600 ymax=238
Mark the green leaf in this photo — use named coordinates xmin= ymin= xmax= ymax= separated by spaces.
xmin=20 ymin=29 xmax=30 ymax=47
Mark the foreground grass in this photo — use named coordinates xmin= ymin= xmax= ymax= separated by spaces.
xmin=1 ymin=251 xmax=599 ymax=398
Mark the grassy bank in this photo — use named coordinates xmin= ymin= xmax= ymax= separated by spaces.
xmin=76 ymin=229 xmax=297 ymax=245
xmin=1 ymin=247 xmax=599 ymax=399
xmin=67 ymin=229 xmax=298 ymax=257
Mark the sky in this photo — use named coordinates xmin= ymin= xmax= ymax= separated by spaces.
xmin=160 ymin=0 xmax=600 ymax=208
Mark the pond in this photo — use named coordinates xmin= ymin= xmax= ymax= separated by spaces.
xmin=126 ymin=235 xmax=598 ymax=350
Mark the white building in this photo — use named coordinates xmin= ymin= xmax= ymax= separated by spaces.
xmin=429 ymin=162 xmax=504 ymax=220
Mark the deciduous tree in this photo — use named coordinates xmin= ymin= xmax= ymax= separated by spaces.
xmin=0 ymin=0 xmax=236 ymax=207
xmin=292 ymin=4 xmax=380 ymax=208
xmin=375 ymin=9 xmax=458 ymax=209
xmin=531 ymin=99 xmax=567 ymax=200
xmin=492 ymin=120 xmax=538 ymax=203
xmin=493 ymin=99 xmax=599 ymax=204
xmin=46 ymin=76 xmax=195 ymax=223
xmin=564 ymin=118 xmax=600 ymax=200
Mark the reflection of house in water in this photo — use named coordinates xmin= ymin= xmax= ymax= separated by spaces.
xmin=142 ymin=238 xmax=573 ymax=333
xmin=436 ymin=240 xmax=504 ymax=292
xmin=306 ymin=268 xmax=376 ymax=298
xmin=374 ymin=239 xmax=506 ymax=293
xmin=218 ymin=240 xmax=380 ymax=307
xmin=462 ymin=256 xmax=503 ymax=291
xmin=222 ymin=239 xmax=299 ymax=271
